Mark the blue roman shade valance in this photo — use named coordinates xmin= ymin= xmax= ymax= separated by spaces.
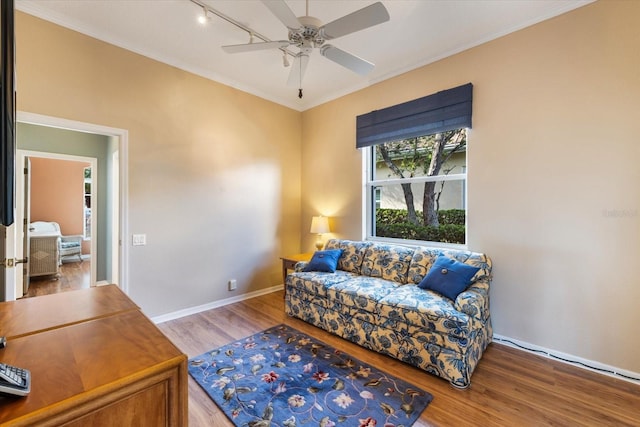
xmin=356 ymin=83 xmax=473 ymax=149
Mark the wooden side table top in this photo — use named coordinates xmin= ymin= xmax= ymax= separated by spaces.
xmin=0 ymin=287 xmax=187 ymax=426
xmin=0 ymin=285 xmax=139 ymax=340
xmin=0 ymin=309 xmax=186 ymax=425
xmin=281 ymin=253 xmax=314 ymax=264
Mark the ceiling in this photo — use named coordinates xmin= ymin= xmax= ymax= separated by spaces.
xmin=16 ymin=0 xmax=592 ymax=111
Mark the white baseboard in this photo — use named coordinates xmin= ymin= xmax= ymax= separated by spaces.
xmin=493 ymin=334 xmax=640 ymax=385
xmin=150 ymin=284 xmax=284 ymax=324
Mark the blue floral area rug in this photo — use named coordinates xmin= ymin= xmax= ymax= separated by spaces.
xmin=188 ymin=324 xmax=433 ymax=427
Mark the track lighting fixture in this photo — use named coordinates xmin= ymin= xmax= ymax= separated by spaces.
xmin=188 ymin=0 xmax=305 ymax=98
xmin=197 ymin=5 xmax=210 ymax=25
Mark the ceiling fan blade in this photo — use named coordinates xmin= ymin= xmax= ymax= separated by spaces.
xmin=287 ymin=53 xmax=310 ymax=87
xmin=222 ymin=40 xmax=291 ymax=53
xmin=320 ymin=45 xmax=374 ymax=76
xmin=320 ymin=2 xmax=390 ymax=40
xmin=261 ymin=0 xmax=302 ymax=30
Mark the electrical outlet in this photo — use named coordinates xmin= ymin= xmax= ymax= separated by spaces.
xmin=228 ymin=279 xmax=237 ymax=291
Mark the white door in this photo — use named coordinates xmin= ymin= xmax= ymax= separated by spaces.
xmin=22 ymin=157 xmax=31 ymax=294
xmin=1 ymin=224 xmax=16 ymax=301
xmin=14 ymin=153 xmax=31 ymax=298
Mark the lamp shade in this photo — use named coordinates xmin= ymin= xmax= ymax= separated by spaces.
xmin=310 ymin=216 xmax=330 ymax=234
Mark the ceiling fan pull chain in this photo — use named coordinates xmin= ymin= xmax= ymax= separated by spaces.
xmin=299 ymin=54 xmax=303 ymax=98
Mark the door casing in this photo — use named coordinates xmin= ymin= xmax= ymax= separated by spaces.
xmin=16 ymin=150 xmax=98 ymax=297
xmin=3 ymin=112 xmax=129 ymax=301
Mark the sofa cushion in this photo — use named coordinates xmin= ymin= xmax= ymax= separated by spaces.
xmin=361 ymin=243 xmax=414 ymax=284
xmin=327 ymin=276 xmax=401 ymax=314
xmin=287 ymin=270 xmax=356 ymax=299
xmin=417 ymin=255 xmax=480 ymax=301
xmin=324 ymin=239 xmax=373 ymax=274
xmin=377 ymin=285 xmax=470 ymax=340
xmin=60 ymin=241 xmax=80 ymax=249
xmin=304 ymin=249 xmax=343 ymax=273
xmin=407 ymin=247 xmax=492 ymax=285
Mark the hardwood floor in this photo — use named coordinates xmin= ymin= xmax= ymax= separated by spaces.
xmin=24 ymin=261 xmax=91 ymax=298
xmin=158 ymin=291 xmax=640 ymax=426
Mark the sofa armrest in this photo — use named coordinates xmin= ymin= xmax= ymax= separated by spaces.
xmin=454 ymin=279 xmax=490 ymax=322
xmin=61 ymin=235 xmax=83 ymax=244
xmin=294 ymin=261 xmax=308 ymax=272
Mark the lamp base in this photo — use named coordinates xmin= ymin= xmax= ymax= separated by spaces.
xmin=315 ymin=236 xmax=324 ymax=251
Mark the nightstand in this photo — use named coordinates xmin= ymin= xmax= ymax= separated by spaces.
xmin=280 ymin=252 xmax=314 ymax=284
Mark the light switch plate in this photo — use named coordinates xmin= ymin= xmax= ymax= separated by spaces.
xmin=132 ymin=234 xmax=146 ymax=246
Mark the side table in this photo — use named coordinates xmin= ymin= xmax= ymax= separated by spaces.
xmin=280 ymin=252 xmax=314 ymax=284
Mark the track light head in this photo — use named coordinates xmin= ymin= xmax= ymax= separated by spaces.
xmin=197 ymin=6 xmax=210 ymax=25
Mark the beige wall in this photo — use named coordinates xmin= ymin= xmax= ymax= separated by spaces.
xmin=301 ymin=0 xmax=640 ymax=373
xmin=16 ymin=12 xmax=302 ymax=316
xmin=15 ymin=0 xmax=640 ymax=375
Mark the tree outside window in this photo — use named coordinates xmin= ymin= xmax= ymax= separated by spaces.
xmin=367 ymin=128 xmax=467 ymax=245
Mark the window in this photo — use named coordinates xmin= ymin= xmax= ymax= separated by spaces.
xmin=356 ymin=83 xmax=473 ymax=247
xmin=366 ymin=130 xmax=467 ymax=246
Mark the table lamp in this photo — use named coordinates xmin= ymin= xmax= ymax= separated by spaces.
xmin=310 ymin=216 xmax=330 ymax=251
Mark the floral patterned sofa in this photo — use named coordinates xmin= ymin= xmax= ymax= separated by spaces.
xmin=285 ymin=239 xmax=493 ymax=388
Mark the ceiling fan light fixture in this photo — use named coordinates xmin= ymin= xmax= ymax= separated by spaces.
xmin=221 ymin=0 xmax=390 ymax=98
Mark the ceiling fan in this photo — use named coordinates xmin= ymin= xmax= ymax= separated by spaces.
xmin=222 ymin=0 xmax=390 ymax=98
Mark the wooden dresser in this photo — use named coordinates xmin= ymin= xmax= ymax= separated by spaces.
xmin=0 ymin=285 xmax=187 ymax=426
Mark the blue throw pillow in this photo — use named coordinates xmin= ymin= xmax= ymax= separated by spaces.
xmin=417 ymin=255 xmax=480 ymax=300
xmin=303 ymin=249 xmax=343 ymax=273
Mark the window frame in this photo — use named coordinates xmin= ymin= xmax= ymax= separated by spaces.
xmin=363 ymin=135 xmax=469 ymax=250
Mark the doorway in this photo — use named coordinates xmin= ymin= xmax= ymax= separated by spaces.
xmin=16 ymin=152 xmax=97 ymax=296
xmin=3 ymin=112 xmax=129 ymax=301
